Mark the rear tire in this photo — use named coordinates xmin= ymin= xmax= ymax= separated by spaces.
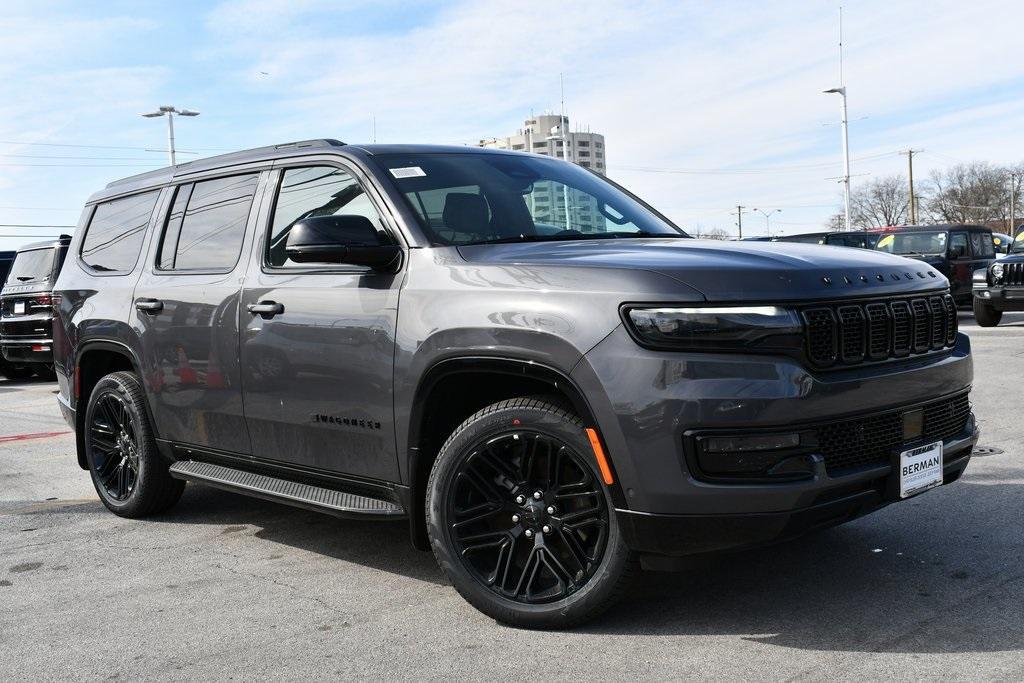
xmin=426 ymin=397 xmax=635 ymax=629
xmin=0 ymin=358 xmax=34 ymax=381
xmin=33 ymin=364 xmax=57 ymax=381
xmin=973 ymin=300 xmax=1002 ymax=327
xmin=83 ymin=371 xmax=184 ymax=517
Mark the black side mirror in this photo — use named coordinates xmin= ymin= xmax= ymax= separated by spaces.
xmin=949 ymin=244 xmax=966 ymax=259
xmin=284 ymin=215 xmax=400 ymax=270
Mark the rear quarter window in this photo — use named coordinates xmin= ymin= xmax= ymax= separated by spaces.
xmin=81 ymin=191 xmax=160 ymax=273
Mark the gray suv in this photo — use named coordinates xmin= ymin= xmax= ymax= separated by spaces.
xmin=53 ymin=140 xmax=977 ymax=628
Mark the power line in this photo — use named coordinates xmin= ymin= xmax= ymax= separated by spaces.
xmin=0 ymin=139 xmax=228 ymax=153
xmin=0 ymin=163 xmax=163 ymax=168
xmin=610 ymin=151 xmax=898 ymax=176
xmin=0 ymin=224 xmax=75 ymax=228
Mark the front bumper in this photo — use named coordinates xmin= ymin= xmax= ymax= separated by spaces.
xmin=617 ymin=429 xmax=976 ymax=560
xmin=572 ymin=326 xmax=976 ymax=553
xmin=973 ymin=285 xmax=1024 ymax=311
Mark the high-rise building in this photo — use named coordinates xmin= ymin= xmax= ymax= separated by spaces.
xmin=477 ymin=114 xmax=608 ymax=232
xmin=478 ymin=114 xmax=606 ymax=176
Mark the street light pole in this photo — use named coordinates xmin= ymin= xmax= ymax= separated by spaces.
xmin=753 ymin=208 xmax=782 ymax=237
xmin=823 ymin=87 xmax=851 ymax=231
xmin=140 ymin=105 xmax=201 ymax=166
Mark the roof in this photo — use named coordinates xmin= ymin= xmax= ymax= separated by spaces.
xmin=95 ymin=139 xmax=530 ymax=204
xmin=15 ymin=235 xmax=72 ymax=252
xmin=864 ymin=223 xmax=993 ymax=233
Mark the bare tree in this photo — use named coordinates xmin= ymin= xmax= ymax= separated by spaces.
xmin=826 ymin=213 xmax=845 ymax=231
xmin=703 ymin=227 xmax=730 ymax=240
xmin=849 ymin=175 xmax=909 ymax=228
xmin=924 ymin=162 xmax=1013 ymax=226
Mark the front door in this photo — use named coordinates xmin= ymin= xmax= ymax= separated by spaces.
xmin=132 ymin=171 xmax=266 ymax=455
xmin=239 ymin=164 xmax=402 ymax=482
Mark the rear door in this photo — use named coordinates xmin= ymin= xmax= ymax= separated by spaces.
xmin=132 ymin=170 xmax=268 ymax=456
xmin=239 ymin=161 xmax=403 ymax=482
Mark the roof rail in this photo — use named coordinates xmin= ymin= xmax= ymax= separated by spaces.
xmin=106 ymin=139 xmax=346 ymax=188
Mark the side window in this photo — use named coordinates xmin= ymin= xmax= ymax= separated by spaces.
xmin=267 ymin=166 xmax=387 ymax=268
xmin=970 ymin=232 xmax=995 ymax=258
xmin=81 ymin=191 xmax=160 ymax=273
xmin=949 ymin=232 xmax=968 ymax=258
xmin=157 ymin=173 xmax=259 ymax=271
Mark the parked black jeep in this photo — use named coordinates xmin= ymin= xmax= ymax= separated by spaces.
xmin=53 ymin=141 xmax=977 ymax=628
xmin=972 ymin=236 xmax=1024 ymax=326
xmin=0 ymin=236 xmax=71 ymax=380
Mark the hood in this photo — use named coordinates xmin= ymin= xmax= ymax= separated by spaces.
xmin=457 ymin=238 xmax=950 ymax=302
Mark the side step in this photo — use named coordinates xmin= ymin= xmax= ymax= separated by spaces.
xmin=168 ymin=461 xmax=405 ymax=519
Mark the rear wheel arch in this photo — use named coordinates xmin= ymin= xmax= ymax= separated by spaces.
xmin=405 ymin=357 xmax=621 ymax=551
xmin=74 ymin=341 xmax=147 ymax=469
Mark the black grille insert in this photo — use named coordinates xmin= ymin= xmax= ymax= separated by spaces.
xmin=802 ymin=293 xmax=956 ymax=369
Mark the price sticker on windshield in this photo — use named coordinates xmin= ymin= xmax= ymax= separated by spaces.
xmin=390 ymin=166 xmax=426 ymax=179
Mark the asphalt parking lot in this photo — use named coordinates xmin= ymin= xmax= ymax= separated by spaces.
xmin=2 ymin=313 xmax=1022 ymax=680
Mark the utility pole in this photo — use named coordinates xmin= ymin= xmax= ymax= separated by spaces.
xmin=735 ymin=205 xmax=746 ymax=239
xmin=1011 ymin=171 xmax=1020 ymax=238
xmin=901 ymin=149 xmax=922 ymax=224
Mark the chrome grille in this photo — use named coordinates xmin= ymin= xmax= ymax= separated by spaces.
xmin=801 ymin=293 xmax=956 ymax=369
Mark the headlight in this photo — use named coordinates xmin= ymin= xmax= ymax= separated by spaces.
xmin=991 ymin=263 xmax=1004 ymax=283
xmin=624 ymin=305 xmax=803 ymax=351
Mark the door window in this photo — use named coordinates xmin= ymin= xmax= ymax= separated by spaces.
xmin=970 ymin=232 xmax=995 ymax=258
xmin=157 ymin=173 xmax=259 ymax=271
xmin=949 ymin=232 xmax=968 ymax=258
xmin=81 ymin=191 xmax=160 ymax=273
xmin=266 ymin=166 xmax=387 ymax=268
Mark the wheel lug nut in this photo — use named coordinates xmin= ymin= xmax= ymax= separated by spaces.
xmin=524 ymin=529 xmax=534 ymax=538
xmin=546 ymin=506 xmax=555 ymax=515
xmin=511 ymin=514 xmax=520 ymax=523
xmin=515 ymin=495 xmax=525 ymax=505
xmin=542 ymin=525 xmax=551 ymax=534
xmin=533 ymin=491 xmax=542 ymax=500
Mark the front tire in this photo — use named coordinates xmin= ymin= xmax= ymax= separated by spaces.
xmin=426 ymin=398 xmax=635 ymax=629
xmin=973 ymin=299 xmax=1002 ymax=327
xmin=83 ymin=371 xmax=184 ymax=517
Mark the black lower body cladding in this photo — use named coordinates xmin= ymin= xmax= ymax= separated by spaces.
xmin=571 ymin=325 xmax=977 ymax=557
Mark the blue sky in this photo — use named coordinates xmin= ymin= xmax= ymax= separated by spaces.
xmin=3 ymin=0 xmax=1024 ymax=250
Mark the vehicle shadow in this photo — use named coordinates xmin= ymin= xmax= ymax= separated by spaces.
xmin=580 ymin=479 xmax=1024 ymax=654
xmin=42 ymin=477 xmax=1022 ymax=653
xmin=152 ymin=484 xmax=447 ymax=586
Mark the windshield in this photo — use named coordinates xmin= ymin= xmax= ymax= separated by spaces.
xmin=375 ymin=152 xmax=687 ymax=245
xmin=6 ymin=248 xmax=55 ymax=285
xmin=873 ymin=231 xmax=947 ymax=255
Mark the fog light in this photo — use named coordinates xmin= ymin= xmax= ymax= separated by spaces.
xmin=703 ymin=433 xmax=800 ymax=453
xmin=981 ymin=291 xmax=991 ymax=298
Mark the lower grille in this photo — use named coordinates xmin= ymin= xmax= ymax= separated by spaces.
xmin=817 ymin=392 xmax=971 ymax=474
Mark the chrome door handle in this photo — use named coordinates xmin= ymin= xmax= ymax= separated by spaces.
xmin=247 ymin=301 xmax=284 ymax=318
xmin=135 ymin=298 xmax=164 ymax=313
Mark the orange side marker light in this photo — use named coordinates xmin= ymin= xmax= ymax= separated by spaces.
xmin=584 ymin=428 xmax=615 ymax=485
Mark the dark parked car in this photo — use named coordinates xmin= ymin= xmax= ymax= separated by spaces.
xmin=0 ymin=250 xmax=34 ymax=380
xmin=0 ymin=236 xmax=70 ymax=379
xmin=53 ymin=140 xmax=977 ymax=628
xmin=871 ymin=225 xmax=995 ymax=303
xmin=972 ymin=236 xmax=1024 ymax=326
xmin=772 ymin=231 xmax=828 ymax=244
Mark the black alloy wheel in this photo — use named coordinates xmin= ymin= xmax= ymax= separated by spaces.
xmin=83 ymin=371 xmax=184 ymax=517
xmin=427 ymin=397 xmax=635 ymax=629
xmin=446 ymin=430 xmax=609 ymax=604
xmin=88 ymin=391 xmax=140 ymax=501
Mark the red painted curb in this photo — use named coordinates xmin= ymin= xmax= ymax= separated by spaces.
xmin=0 ymin=430 xmax=72 ymax=444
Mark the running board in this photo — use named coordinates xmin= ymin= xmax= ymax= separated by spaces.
xmin=168 ymin=460 xmax=405 ymax=519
